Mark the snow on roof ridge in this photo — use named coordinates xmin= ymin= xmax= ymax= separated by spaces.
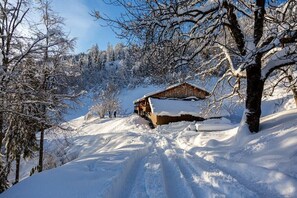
xmin=134 ymin=82 xmax=209 ymax=103
xmin=165 ymin=82 xmax=208 ymax=92
xmin=148 ymin=97 xmax=154 ymax=114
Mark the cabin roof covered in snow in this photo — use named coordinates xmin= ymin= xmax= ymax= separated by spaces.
xmin=134 ymin=82 xmax=210 ymax=103
xmin=148 ymin=98 xmax=229 ymax=118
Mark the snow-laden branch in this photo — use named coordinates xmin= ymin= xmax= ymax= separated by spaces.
xmin=262 ymin=52 xmax=297 ymax=80
xmin=219 ymin=45 xmax=246 ymax=78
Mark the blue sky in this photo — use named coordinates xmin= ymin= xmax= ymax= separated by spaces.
xmin=51 ymin=0 xmax=125 ymax=53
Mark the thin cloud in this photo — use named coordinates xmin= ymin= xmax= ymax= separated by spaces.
xmin=52 ymin=0 xmax=100 ymax=52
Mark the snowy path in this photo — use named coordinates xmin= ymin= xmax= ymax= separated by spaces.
xmin=148 ymin=134 xmax=257 ymax=198
xmin=2 ymin=111 xmax=297 ymax=198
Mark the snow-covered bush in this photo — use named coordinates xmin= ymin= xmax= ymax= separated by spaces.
xmin=90 ymin=103 xmax=107 ymax=118
xmin=90 ymin=83 xmax=120 ymax=118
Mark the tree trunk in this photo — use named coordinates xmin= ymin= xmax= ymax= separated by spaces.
xmin=245 ymin=63 xmax=265 ymax=133
xmin=286 ymin=74 xmax=297 ymax=107
xmin=14 ymin=154 xmax=20 ymax=184
xmin=5 ymin=160 xmax=11 ymax=177
xmin=0 ymin=112 xmax=3 ymax=149
xmin=38 ymin=128 xmax=44 ymax=172
xmin=0 ymin=133 xmax=3 ymax=150
xmin=0 ymin=158 xmax=9 ymax=192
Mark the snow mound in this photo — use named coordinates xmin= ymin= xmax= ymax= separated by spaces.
xmin=195 ymin=117 xmax=235 ymax=131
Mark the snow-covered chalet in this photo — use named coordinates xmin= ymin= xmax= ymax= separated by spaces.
xmin=134 ymin=82 xmax=217 ymax=126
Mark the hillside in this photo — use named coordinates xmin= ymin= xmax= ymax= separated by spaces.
xmin=1 ymin=105 xmax=297 ymax=197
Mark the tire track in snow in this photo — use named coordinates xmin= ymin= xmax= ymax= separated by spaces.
xmin=196 ymin=155 xmax=297 ymax=198
xmin=128 ymin=133 xmax=168 ymax=198
xmin=143 ymin=148 xmax=168 ymax=198
xmin=155 ymin=136 xmax=196 ymax=198
xmin=105 ymin=133 xmax=168 ymax=198
xmin=158 ymin=150 xmax=196 ymax=198
xmin=103 ymin=146 xmax=150 ymax=198
xmin=179 ymin=153 xmax=258 ymax=198
xmin=129 ymin=147 xmax=168 ymax=198
xmin=158 ymin=136 xmax=214 ymax=196
xmin=188 ymin=152 xmax=284 ymax=197
xmin=128 ymin=155 xmax=150 ymax=198
xmin=174 ymin=156 xmax=225 ymax=197
xmin=160 ymin=135 xmax=257 ymax=197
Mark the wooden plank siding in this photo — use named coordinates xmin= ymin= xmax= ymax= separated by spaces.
xmin=152 ymin=83 xmax=208 ymax=99
xmin=150 ymin=114 xmax=205 ymax=126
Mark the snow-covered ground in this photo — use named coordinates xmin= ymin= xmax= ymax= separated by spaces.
xmin=1 ymin=82 xmax=297 ymax=198
xmin=2 ymin=107 xmax=297 ymax=197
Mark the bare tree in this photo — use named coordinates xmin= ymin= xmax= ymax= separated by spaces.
xmin=34 ymin=0 xmax=75 ymax=172
xmin=97 ymin=0 xmax=297 ymax=132
xmin=0 ymin=0 xmax=77 ymax=189
xmin=0 ymin=0 xmax=49 ymax=189
xmin=91 ymin=83 xmax=120 ymax=118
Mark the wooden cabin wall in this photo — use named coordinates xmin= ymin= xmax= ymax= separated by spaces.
xmin=148 ymin=113 xmax=158 ymax=126
xmin=135 ymin=99 xmax=151 ymax=116
xmin=153 ymin=84 xmax=207 ymax=99
xmin=154 ymin=114 xmax=204 ymax=126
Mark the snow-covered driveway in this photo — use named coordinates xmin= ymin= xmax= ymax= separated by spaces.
xmin=2 ymin=111 xmax=297 ymax=198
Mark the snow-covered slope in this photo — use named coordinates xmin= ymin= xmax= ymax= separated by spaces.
xmin=64 ymin=85 xmax=162 ymax=121
xmin=2 ymin=108 xmax=297 ymax=198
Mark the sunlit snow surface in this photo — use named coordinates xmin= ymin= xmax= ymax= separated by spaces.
xmin=2 ymin=108 xmax=297 ymax=198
